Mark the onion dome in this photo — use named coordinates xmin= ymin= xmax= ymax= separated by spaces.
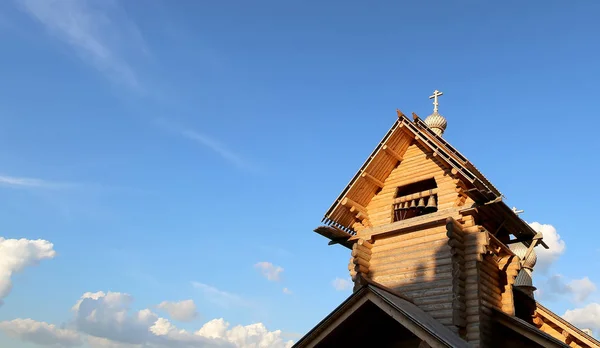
xmin=509 ymin=242 xmax=537 ymax=269
xmin=509 ymin=242 xmax=538 ymax=298
xmin=425 ymin=90 xmax=448 ymax=137
xmin=424 ymin=111 xmax=448 ymax=136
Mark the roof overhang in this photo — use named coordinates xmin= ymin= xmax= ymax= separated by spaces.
xmin=491 ymin=308 xmax=569 ymax=348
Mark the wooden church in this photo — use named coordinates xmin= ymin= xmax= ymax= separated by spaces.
xmin=294 ymin=91 xmax=599 ymax=348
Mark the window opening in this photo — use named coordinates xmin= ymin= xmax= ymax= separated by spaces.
xmin=393 ymin=178 xmax=438 ymax=222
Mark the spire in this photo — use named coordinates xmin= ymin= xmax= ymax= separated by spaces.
xmin=424 ymin=90 xmax=448 ymax=137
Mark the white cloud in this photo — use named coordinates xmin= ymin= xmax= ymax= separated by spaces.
xmin=0 ymin=237 xmax=56 ymax=305
xmin=87 ymin=336 xmax=141 ymax=348
xmin=331 ymin=277 xmax=352 ymax=291
xmin=156 ymin=299 xmax=197 ymax=322
xmin=2 ymin=290 xmax=294 ymax=348
xmin=282 ymin=288 xmax=292 ymax=295
xmin=254 ymin=262 xmax=283 ymax=282
xmin=539 ymin=274 xmax=597 ymax=304
xmin=0 ymin=318 xmax=82 ymax=346
xmin=18 ymin=0 xmax=146 ymax=91
xmin=563 ymin=303 xmax=600 ymax=333
xmin=569 ymin=277 xmax=597 ymax=303
xmin=528 ymin=222 xmax=566 ymax=272
xmin=73 ymin=291 xmax=158 ymax=345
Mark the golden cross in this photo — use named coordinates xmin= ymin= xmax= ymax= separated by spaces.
xmin=429 ymin=90 xmax=443 ymax=113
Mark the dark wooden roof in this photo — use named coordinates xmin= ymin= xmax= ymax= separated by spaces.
xmin=491 ymin=308 xmax=569 ymax=348
xmin=293 ymin=278 xmax=471 ymax=348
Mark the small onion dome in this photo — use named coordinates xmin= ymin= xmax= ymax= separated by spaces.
xmin=514 ymin=268 xmax=534 ymax=288
xmin=509 ymin=242 xmax=537 ymax=269
xmin=424 ymin=111 xmax=448 ymax=136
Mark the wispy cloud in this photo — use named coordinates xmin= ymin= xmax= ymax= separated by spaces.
xmin=180 ymin=129 xmax=250 ymax=169
xmin=155 ymin=118 xmax=255 ymax=171
xmin=191 ymin=282 xmax=252 ymax=309
xmin=0 ymin=174 xmax=76 ymax=190
xmin=17 ymin=0 xmax=147 ymax=91
xmin=18 ymin=0 xmax=252 ymax=173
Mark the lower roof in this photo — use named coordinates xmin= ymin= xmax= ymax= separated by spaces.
xmin=293 ymin=277 xmax=470 ymax=348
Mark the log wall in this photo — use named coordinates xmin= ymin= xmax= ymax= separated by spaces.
xmin=368 ymin=223 xmax=457 ymax=332
xmin=366 ymin=142 xmax=459 ymax=227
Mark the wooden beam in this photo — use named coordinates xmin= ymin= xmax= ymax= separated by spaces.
xmin=393 ymin=188 xmax=439 ymax=204
xmin=487 ymin=231 xmax=515 ymax=257
xmin=360 ymin=171 xmax=384 ymax=188
xmin=382 ymin=145 xmax=403 ymax=162
xmin=341 ymin=197 xmax=367 ymax=216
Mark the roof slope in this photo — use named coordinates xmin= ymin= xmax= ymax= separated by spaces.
xmin=492 ymin=308 xmax=569 ymax=348
xmin=293 ymin=278 xmax=471 ymax=348
xmin=536 ymin=302 xmax=600 ymax=348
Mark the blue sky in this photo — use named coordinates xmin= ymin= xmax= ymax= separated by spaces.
xmin=0 ymin=0 xmax=599 ymax=346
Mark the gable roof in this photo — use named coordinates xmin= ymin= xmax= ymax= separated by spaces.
xmin=491 ymin=308 xmax=569 ymax=348
xmin=293 ymin=278 xmax=470 ymax=348
xmin=535 ymin=302 xmax=600 ymax=348
xmin=318 ymin=110 xmax=543 ymax=247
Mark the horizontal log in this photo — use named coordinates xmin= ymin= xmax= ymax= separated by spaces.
xmin=351 ymin=248 xmax=372 ymax=261
xmin=372 ymin=233 xmax=449 ymax=253
xmin=412 ymin=293 xmax=454 ymax=305
xmin=450 ymin=246 xmax=465 ymax=258
xmin=393 ymin=188 xmax=439 ymax=204
xmin=357 ymin=238 xmax=373 ymax=249
xmin=447 ymin=239 xmax=464 ymax=250
xmin=354 ymin=264 xmax=368 ymax=274
xmin=369 ymin=254 xmax=453 ymax=273
xmin=371 ymin=271 xmax=453 ymax=286
xmin=352 ymin=257 xmax=370 ymax=268
xmin=420 ymin=302 xmax=453 ymax=312
xmin=463 ymin=226 xmax=485 ymax=233
xmin=353 ymin=243 xmax=372 ymax=256
xmin=385 ymin=279 xmax=453 ymax=293
xmin=371 ymin=244 xmax=452 ymax=266
xmin=371 ymin=266 xmax=454 ymax=282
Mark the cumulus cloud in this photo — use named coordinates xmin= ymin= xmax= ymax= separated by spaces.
xmin=542 ymin=275 xmax=597 ymax=303
xmin=528 ymin=222 xmax=566 ymax=272
xmin=2 ymin=290 xmax=295 ymax=347
xmin=282 ymin=288 xmax=292 ymax=295
xmin=73 ymin=291 xmax=158 ymax=345
xmin=254 ymin=262 xmax=283 ymax=282
xmin=0 ymin=318 xmax=82 ymax=347
xmin=156 ymin=299 xmax=198 ymax=322
xmin=0 ymin=237 xmax=56 ymax=305
xmin=563 ymin=303 xmax=600 ymax=333
xmin=332 ymin=277 xmax=353 ymax=291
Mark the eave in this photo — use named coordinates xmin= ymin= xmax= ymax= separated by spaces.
xmin=536 ymin=302 xmax=600 ymax=348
